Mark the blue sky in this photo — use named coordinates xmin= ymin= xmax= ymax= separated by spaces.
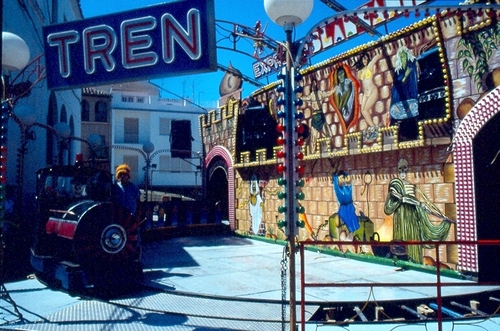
xmin=79 ymin=0 xmax=455 ymax=108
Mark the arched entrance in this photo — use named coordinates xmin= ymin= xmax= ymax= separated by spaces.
xmin=473 ymin=110 xmax=500 ymax=281
xmin=207 ymin=157 xmax=229 ymax=223
xmin=454 ymin=86 xmax=500 ymax=280
xmin=205 ymin=146 xmax=234 ymax=230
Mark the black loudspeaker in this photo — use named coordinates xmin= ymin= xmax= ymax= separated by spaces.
xmin=170 ymin=120 xmax=192 ymax=158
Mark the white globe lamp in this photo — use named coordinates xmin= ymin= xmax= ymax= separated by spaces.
xmin=53 ymin=122 xmax=71 ymax=139
xmin=264 ymin=0 xmax=313 ymax=29
xmin=13 ymin=103 xmax=36 ymax=126
xmin=2 ymin=32 xmax=30 ymax=71
xmin=87 ymin=134 xmax=102 ymax=148
xmin=142 ymin=142 xmax=155 ymax=154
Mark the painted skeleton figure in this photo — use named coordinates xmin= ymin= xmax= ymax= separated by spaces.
xmin=384 ymin=158 xmax=452 ymax=263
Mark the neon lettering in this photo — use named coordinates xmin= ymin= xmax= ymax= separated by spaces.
xmin=121 ymin=16 xmax=158 ymax=69
xmin=46 ymin=31 xmax=79 ymax=78
xmin=161 ymin=9 xmax=201 ymax=64
xmin=83 ymin=25 xmax=117 ymax=74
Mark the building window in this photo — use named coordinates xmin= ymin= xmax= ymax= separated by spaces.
xmin=122 ymin=95 xmax=134 ymax=102
xmin=136 ymin=97 xmax=145 ymax=103
xmin=124 ymin=117 xmax=139 ymax=143
xmin=159 ymin=155 xmax=169 ymax=172
xmin=170 ymin=120 xmax=192 ymax=158
xmin=81 ymin=100 xmax=90 ymax=121
xmin=95 ymin=101 xmax=107 ymax=122
xmin=159 ymin=155 xmax=192 ymax=172
xmin=180 ymin=158 xmax=192 ymax=171
xmin=159 ymin=118 xmax=171 ymax=135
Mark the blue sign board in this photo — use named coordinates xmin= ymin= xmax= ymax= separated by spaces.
xmin=43 ymin=0 xmax=217 ymax=90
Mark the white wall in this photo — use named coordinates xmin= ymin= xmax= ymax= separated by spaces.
xmin=108 ymin=82 xmax=204 ymax=189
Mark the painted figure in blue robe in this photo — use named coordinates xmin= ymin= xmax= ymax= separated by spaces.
xmin=390 ymin=46 xmax=419 ymax=120
xmin=333 ymin=172 xmax=359 ymax=233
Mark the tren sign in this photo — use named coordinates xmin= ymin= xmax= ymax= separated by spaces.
xmin=43 ymin=0 xmax=216 ymax=90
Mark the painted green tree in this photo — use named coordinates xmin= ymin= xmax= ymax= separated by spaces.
xmin=457 ymin=21 xmax=500 ymax=93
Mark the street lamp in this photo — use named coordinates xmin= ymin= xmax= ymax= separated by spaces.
xmin=142 ymin=142 xmax=155 ymax=202
xmin=87 ymin=133 xmax=103 ymax=165
xmin=11 ymin=103 xmax=36 ymax=211
xmin=2 ymin=31 xmax=31 ymax=216
xmin=1 ymin=31 xmax=31 ymax=319
xmin=264 ymin=1 xmax=313 ymax=330
xmin=2 ymin=32 xmax=30 ymax=72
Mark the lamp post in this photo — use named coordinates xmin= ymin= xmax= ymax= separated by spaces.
xmin=24 ymin=120 xmax=98 ymax=168
xmin=87 ymin=133 xmax=103 ymax=166
xmin=1 ymin=31 xmax=31 ymax=319
xmin=10 ymin=104 xmax=36 ymax=211
xmin=142 ymin=142 xmax=155 ymax=202
xmin=264 ymin=1 xmax=313 ymax=330
xmin=1 ymin=31 xmax=31 ymax=220
xmin=66 ymin=134 xmax=101 ymax=167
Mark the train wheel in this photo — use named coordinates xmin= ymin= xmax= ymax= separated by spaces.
xmin=100 ymin=223 xmax=127 ymax=254
xmin=73 ymin=203 xmax=140 ymax=268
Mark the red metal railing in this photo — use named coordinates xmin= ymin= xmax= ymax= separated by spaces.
xmin=298 ymin=239 xmax=500 ymax=331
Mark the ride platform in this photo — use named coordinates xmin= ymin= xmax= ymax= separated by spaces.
xmin=1 ymin=234 xmax=499 ymax=330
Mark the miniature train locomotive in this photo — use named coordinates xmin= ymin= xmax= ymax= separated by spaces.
xmin=30 ymin=161 xmax=143 ymax=293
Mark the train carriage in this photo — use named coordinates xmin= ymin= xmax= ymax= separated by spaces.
xmin=30 ymin=161 xmax=143 ymax=294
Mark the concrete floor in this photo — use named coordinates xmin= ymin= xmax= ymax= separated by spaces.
xmin=0 ymin=234 xmax=498 ymax=330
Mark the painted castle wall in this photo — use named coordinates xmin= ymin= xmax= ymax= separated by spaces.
xmin=201 ymin=10 xmax=500 ymax=276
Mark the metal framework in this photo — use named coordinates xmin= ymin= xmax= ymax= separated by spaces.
xmin=298 ymin=239 xmax=500 ymax=331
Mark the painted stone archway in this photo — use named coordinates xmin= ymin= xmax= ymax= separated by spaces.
xmin=453 ymin=85 xmax=500 ymax=277
xmin=205 ymin=145 xmax=235 ymax=230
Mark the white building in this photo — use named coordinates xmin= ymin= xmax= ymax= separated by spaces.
xmin=97 ymin=81 xmax=205 ymax=199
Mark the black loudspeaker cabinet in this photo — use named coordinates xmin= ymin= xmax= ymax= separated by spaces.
xmin=170 ymin=120 xmax=192 ymax=158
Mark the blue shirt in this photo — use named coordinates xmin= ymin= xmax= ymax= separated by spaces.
xmin=113 ymin=181 xmax=140 ymax=215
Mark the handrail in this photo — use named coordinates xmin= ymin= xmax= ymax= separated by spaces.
xmin=298 ymin=239 xmax=500 ymax=331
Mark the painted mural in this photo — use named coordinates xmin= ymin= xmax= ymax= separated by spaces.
xmin=201 ymin=7 xmax=500 ymax=278
xmin=384 ymin=158 xmax=453 ymax=264
xmin=292 ymin=20 xmax=448 ymax=152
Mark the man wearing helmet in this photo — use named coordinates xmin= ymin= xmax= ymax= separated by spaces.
xmin=113 ymin=164 xmax=141 ymax=216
